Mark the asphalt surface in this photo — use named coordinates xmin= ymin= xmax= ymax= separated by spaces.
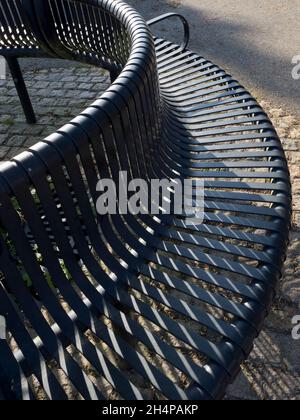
xmin=18 ymin=0 xmax=300 ymax=117
xmin=128 ymin=0 xmax=300 ymax=118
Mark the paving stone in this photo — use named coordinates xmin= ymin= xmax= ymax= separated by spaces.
xmin=264 ymin=301 xmax=298 ymax=334
xmin=37 ymin=116 xmax=56 ymax=125
xmin=5 ymin=135 xmax=28 ymax=147
xmin=63 ymin=82 xmax=79 ymax=89
xmin=38 ymin=98 xmax=57 ymax=106
xmin=78 ymin=82 xmax=92 ymax=90
xmin=0 ymin=146 xmax=10 ymax=159
xmin=49 ymin=89 xmax=66 ymax=98
xmin=281 ymin=138 xmax=299 ymax=151
xmin=281 ymin=335 xmax=300 ymax=375
xmin=93 ymin=76 xmax=110 ymax=83
xmin=293 ymin=212 xmax=300 ymax=227
xmin=5 ymin=81 xmax=16 ymax=88
xmin=49 ymin=82 xmax=64 ymax=89
xmin=0 ymin=114 xmax=13 ymax=123
xmin=24 ymin=138 xmax=41 ymax=148
xmin=64 ymin=90 xmax=83 ymax=98
xmin=30 ymin=89 xmax=45 ymax=97
xmin=5 ymin=97 xmax=16 ymax=104
xmin=281 ymin=229 xmax=300 ymax=307
xmin=36 ymin=88 xmax=51 ymax=96
xmin=34 ymin=81 xmax=50 ymax=89
xmin=0 ymin=134 xmax=8 ymax=145
xmin=79 ymin=91 xmax=97 ymax=99
xmin=46 ymin=73 xmax=66 ymax=82
xmin=247 ymin=330 xmax=285 ymax=366
xmin=61 ymin=76 xmax=76 ymax=82
xmin=22 ymin=125 xmax=44 ymax=136
xmin=34 ymin=75 xmax=49 ymax=81
xmin=9 ymin=123 xmax=30 ymax=135
xmin=52 ymin=108 xmax=73 ymax=117
xmin=0 ymin=125 xmax=8 ymax=134
xmin=77 ymin=76 xmax=92 ymax=83
xmin=4 ymin=147 xmax=26 ymax=159
xmin=226 ymin=370 xmax=259 ymax=400
xmin=55 ymin=98 xmax=74 ymax=106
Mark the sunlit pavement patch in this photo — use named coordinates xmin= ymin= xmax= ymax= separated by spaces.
xmin=0 ymin=57 xmax=6 ymax=80
xmin=0 ymin=315 xmax=6 ymax=339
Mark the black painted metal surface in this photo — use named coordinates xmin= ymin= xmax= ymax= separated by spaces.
xmin=0 ymin=0 xmax=292 ymax=400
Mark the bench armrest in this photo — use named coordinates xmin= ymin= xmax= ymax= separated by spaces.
xmin=147 ymin=13 xmax=190 ymax=50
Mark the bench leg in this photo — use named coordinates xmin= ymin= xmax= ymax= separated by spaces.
xmin=6 ymin=57 xmax=36 ymax=124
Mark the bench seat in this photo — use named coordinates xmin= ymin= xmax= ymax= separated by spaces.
xmin=0 ymin=0 xmax=291 ymax=400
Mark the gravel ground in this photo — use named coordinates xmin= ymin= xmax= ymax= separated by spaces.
xmin=0 ymin=0 xmax=299 ymax=400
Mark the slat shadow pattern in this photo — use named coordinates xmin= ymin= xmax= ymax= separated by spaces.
xmin=0 ymin=0 xmax=291 ymax=400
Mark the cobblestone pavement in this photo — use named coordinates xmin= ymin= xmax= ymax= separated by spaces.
xmin=0 ymin=65 xmax=110 ymax=161
xmin=0 ymin=63 xmax=299 ymax=400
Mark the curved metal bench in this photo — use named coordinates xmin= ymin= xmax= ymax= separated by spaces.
xmin=0 ymin=0 xmax=291 ymax=400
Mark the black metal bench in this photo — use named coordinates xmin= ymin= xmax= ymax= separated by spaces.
xmin=0 ymin=0 xmax=292 ymax=400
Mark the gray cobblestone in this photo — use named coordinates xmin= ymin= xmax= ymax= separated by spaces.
xmin=4 ymin=147 xmax=27 ymax=159
xmin=0 ymin=134 xmax=8 ymax=145
xmin=0 ymin=125 xmax=8 ymax=134
xmin=64 ymin=90 xmax=83 ymax=98
xmin=33 ymin=81 xmax=50 ymax=89
xmin=5 ymin=135 xmax=28 ymax=147
xmin=78 ymin=82 xmax=93 ymax=90
xmin=77 ymin=76 xmax=92 ymax=83
xmin=63 ymin=82 xmax=79 ymax=89
xmin=37 ymin=97 xmax=57 ymax=106
xmin=61 ymin=75 xmax=76 ymax=82
xmin=0 ymin=146 xmax=10 ymax=159
xmin=0 ymin=65 xmax=109 ymax=160
xmin=49 ymin=89 xmax=67 ymax=98
xmin=226 ymin=371 xmax=259 ymax=400
xmin=79 ymin=91 xmax=97 ymax=99
xmin=8 ymin=123 xmax=29 ymax=135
